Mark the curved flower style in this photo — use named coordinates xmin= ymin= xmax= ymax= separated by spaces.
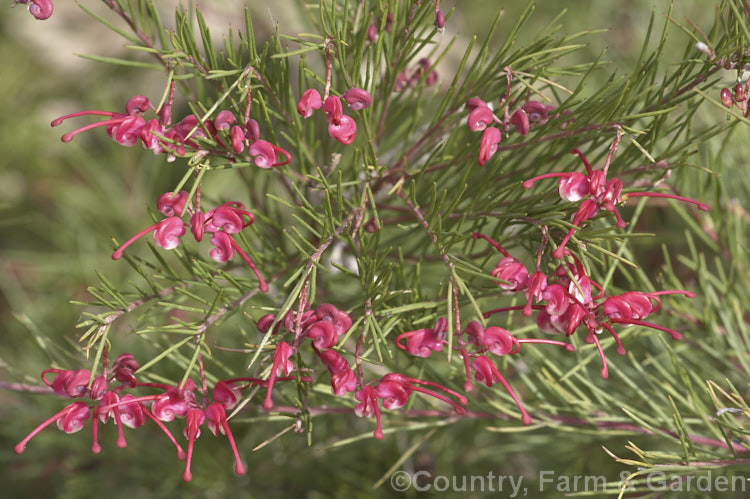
xmin=52 ymin=95 xmax=152 ymax=145
xmin=354 ymin=386 xmax=384 ymax=439
xmin=262 ymin=342 xmax=295 ymax=410
xmin=205 ymin=403 xmax=246 ymax=477
xmin=248 ymin=140 xmax=292 ymax=168
xmin=15 ymin=402 xmax=90 ymax=454
xmin=375 ymin=373 xmax=467 ymax=414
xmin=112 ymin=216 xmax=186 ymax=260
xmin=467 ymin=106 xmax=495 ymax=131
xmin=471 ymin=356 xmax=531 ymax=425
xmin=306 ymin=320 xmax=338 ymax=350
xmin=522 ymin=132 xmax=709 ymax=258
xmin=208 ymin=231 xmax=269 ymax=293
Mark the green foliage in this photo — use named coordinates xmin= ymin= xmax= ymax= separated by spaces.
xmin=2 ymin=0 xmax=750 ymax=497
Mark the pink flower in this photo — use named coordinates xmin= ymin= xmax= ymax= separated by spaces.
xmin=472 ymin=232 xmax=529 ymax=291
xmin=190 ymin=211 xmax=205 ymax=242
xmin=15 ymin=0 xmax=53 ymax=21
xmin=467 ymin=106 xmax=495 ymax=131
xmin=112 ymin=216 xmax=186 ymax=260
xmin=41 ymin=368 xmax=90 ymax=398
xmin=205 ymin=403 xmax=246 ymax=476
xmin=140 ymin=119 xmax=165 ymax=154
xmin=209 ymin=231 xmax=235 ymax=262
xmin=466 ymin=97 xmax=488 ymax=111
xmin=314 ymin=303 xmax=353 ymax=335
xmin=157 ymin=190 xmax=189 ymax=217
xmin=212 ymin=380 xmax=242 ymax=410
xmin=478 ymin=127 xmax=502 ymax=166
xmin=214 ymin=110 xmax=235 ymax=130
xmin=111 ymin=353 xmax=139 ymax=388
xmin=342 ymin=88 xmax=372 ymax=111
xmin=207 ymin=231 xmax=269 ymax=292
xmin=542 ymin=284 xmax=570 ymax=316
xmin=523 ymin=271 xmax=548 ymax=316
xmin=248 ymin=140 xmax=292 ymax=168
xmin=375 ymin=373 xmax=467 ymax=414
xmin=306 ymin=320 xmax=338 ymax=349
xmin=328 ymin=115 xmax=357 ymax=144
xmin=523 ymin=139 xmax=709 ymax=257
xmin=470 ymin=356 xmax=531 ymax=425
xmin=231 ymin=125 xmax=245 ymax=153
xmin=182 ymin=408 xmax=206 ymax=482
xmin=323 ymin=95 xmax=344 ymax=125
xmin=434 ymin=9 xmax=445 ymax=30
xmin=331 ymin=369 xmax=357 ymax=396
xmin=395 ymin=317 xmax=447 ymax=358
xmin=558 ymin=172 xmax=590 ymax=202
xmin=523 ymin=100 xmax=552 ymax=122
xmin=510 ymin=108 xmax=529 ymax=135
xmin=298 ymin=89 xmax=323 ymax=118
xmin=354 ymin=386 xmax=383 ymax=439
xmin=15 ymin=402 xmax=91 ymax=454
xmin=151 ymin=380 xmax=196 ymax=422
xmin=262 ymin=342 xmax=295 ymax=409
xmin=52 ymin=95 xmax=152 ymax=146
xmin=244 ymin=119 xmax=260 ymax=142
xmin=205 ymin=202 xmax=252 ymax=234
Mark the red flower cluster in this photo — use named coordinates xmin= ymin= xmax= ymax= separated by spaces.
xmin=112 ymin=191 xmax=269 ymax=292
xmin=465 ymin=97 xmax=562 ymax=166
xmin=258 ymin=302 xmax=356 ymax=401
xmin=52 ymin=95 xmax=291 ymax=167
xmin=477 ymin=233 xmax=696 ymax=380
xmin=355 ymin=374 xmax=467 ymax=440
xmin=15 ymin=353 xmax=310 ymax=481
xmin=522 ymin=130 xmax=709 ymax=258
xmin=297 ymin=87 xmax=372 ymax=144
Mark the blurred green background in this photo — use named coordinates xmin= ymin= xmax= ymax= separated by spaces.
xmin=1 ymin=1 xmax=748 ymax=498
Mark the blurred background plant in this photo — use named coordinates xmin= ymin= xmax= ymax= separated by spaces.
xmin=1 ymin=1 xmax=749 ymax=498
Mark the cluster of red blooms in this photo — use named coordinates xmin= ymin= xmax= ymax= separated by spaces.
xmin=297 ymin=87 xmax=372 ymax=144
xmin=14 ymin=352 xmax=310 ymax=481
xmin=112 ymin=190 xmax=270 ymax=292
xmin=465 ymin=96 xmax=567 ymax=166
xmin=521 ymin=130 xmax=709 ymax=258
xmin=474 ymin=232 xmax=696 ymax=380
xmin=13 ymin=0 xmax=52 ymax=20
xmin=257 ymin=302 xmax=357 ymax=401
xmin=51 ymin=94 xmax=291 ymax=168
xmin=464 ymin=68 xmax=577 ymax=166
xmin=720 ymin=78 xmax=750 ymax=117
xmin=256 ymin=303 xmax=468 ymax=440
xmin=396 ymin=316 xmax=573 ymax=425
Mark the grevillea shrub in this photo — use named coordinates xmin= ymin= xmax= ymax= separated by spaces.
xmin=5 ymin=1 xmax=750 ymax=496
